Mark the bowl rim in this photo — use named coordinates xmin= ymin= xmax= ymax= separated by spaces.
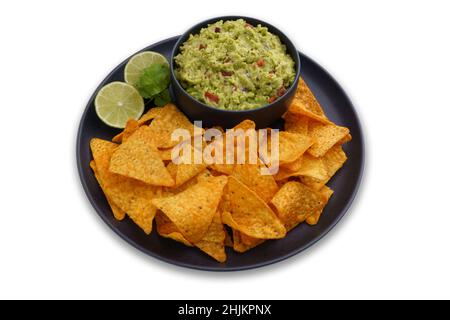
xmin=170 ymin=15 xmax=301 ymax=114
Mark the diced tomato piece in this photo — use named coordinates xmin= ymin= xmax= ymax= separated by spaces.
xmin=221 ymin=71 xmax=233 ymax=77
xmin=257 ymin=58 xmax=265 ymax=67
xmin=205 ymin=91 xmax=219 ymax=103
xmin=268 ymin=96 xmax=277 ymax=103
xmin=199 ymin=44 xmax=207 ymax=50
xmin=277 ymin=87 xmax=287 ymax=97
xmin=215 ymin=27 xmax=221 ymax=33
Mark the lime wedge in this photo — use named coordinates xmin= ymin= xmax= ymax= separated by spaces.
xmin=124 ymin=51 xmax=169 ymax=86
xmin=94 ymin=82 xmax=144 ymax=129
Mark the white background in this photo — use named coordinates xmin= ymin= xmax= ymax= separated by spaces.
xmin=1 ymin=0 xmax=449 ymax=300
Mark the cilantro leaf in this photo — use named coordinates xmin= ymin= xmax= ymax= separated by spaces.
xmin=135 ymin=63 xmax=170 ymax=99
xmin=153 ymin=88 xmax=172 ymax=106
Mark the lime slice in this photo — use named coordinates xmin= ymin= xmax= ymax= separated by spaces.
xmin=95 ymin=82 xmax=144 ymax=129
xmin=124 ymin=51 xmax=169 ymax=85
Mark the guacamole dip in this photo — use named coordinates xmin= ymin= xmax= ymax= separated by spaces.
xmin=175 ymin=19 xmax=296 ymax=110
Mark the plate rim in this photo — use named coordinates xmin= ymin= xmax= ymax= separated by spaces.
xmin=76 ymin=36 xmax=365 ymax=272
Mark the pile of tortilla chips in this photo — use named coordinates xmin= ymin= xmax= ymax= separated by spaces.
xmin=89 ymin=79 xmax=350 ymax=262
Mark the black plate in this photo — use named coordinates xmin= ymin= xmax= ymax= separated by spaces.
xmin=76 ymin=36 xmax=364 ymax=271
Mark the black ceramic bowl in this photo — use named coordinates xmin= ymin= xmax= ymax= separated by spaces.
xmin=170 ymin=16 xmax=301 ymax=129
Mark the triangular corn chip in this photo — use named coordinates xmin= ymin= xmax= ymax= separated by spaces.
xmin=231 ymin=163 xmax=279 ymax=203
xmin=109 ymin=126 xmax=175 ymax=187
xmin=90 ymin=160 xmax=126 ymax=220
xmin=271 ymin=181 xmax=326 ymax=231
xmin=147 ymin=103 xmax=203 ymax=148
xmin=222 ymin=177 xmax=286 ymax=239
xmin=152 ymin=175 xmax=227 ymax=243
xmin=307 ymin=121 xmax=349 ymax=157
xmin=306 ymin=185 xmax=334 ymax=225
xmin=90 ymin=138 xmax=159 ymax=233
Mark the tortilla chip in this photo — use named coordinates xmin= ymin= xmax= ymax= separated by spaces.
xmin=271 ymin=181 xmax=326 ymax=231
xmin=90 ymin=138 xmax=159 ymax=233
xmin=288 ymin=78 xmax=331 ymax=124
xmin=231 ymin=163 xmax=279 ymax=203
xmin=233 ymin=119 xmax=256 ymax=131
xmin=147 ymin=103 xmax=203 ymax=148
xmin=222 ymin=177 xmax=286 ymax=239
xmin=121 ymin=119 xmax=140 ymax=143
xmin=112 ymin=107 xmax=163 ymax=143
xmin=296 ymin=154 xmax=328 ymax=180
xmin=167 ymin=146 xmax=206 ymax=187
xmin=152 ymin=175 xmax=227 ymax=243
xmin=158 ymin=148 xmax=173 ymax=161
xmin=138 ymin=106 xmax=164 ymax=125
xmin=273 ymin=167 xmax=296 ymax=181
xmin=276 ymin=131 xmax=313 ymax=164
xmin=307 ymin=121 xmax=349 ymax=157
xmin=283 ymin=113 xmax=309 ymax=135
xmin=323 ymin=145 xmax=348 ymax=179
xmin=232 ymin=230 xmax=265 ymax=253
xmin=207 ymin=120 xmax=256 ymax=173
xmin=306 ymin=185 xmax=334 ymax=225
xmin=281 ymin=154 xmax=303 ymax=172
xmin=90 ymin=160 xmax=126 ymax=220
xmin=301 ymin=145 xmax=347 ymax=190
xmin=155 ymin=212 xmax=192 ymax=246
xmin=339 ymin=133 xmax=352 ymax=145
xmin=274 ymin=154 xmax=327 ymax=181
xmin=161 ymin=169 xmax=212 ymax=197
xmin=109 ymin=126 xmax=175 ymax=187
xmin=195 ymin=212 xmax=227 ymax=262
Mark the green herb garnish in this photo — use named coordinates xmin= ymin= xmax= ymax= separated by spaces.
xmin=135 ymin=63 xmax=171 ymax=101
xmin=153 ymin=88 xmax=172 ymax=107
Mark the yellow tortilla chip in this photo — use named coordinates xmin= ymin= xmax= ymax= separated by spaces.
xmin=152 ymin=175 xmax=227 ymax=243
xmin=207 ymin=120 xmax=256 ymax=173
xmin=147 ymin=103 xmax=203 ymax=148
xmin=271 ymin=181 xmax=326 ymax=231
xmin=296 ymin=154 xmax=328 ymax=180
xmin=138 ymin=106 xmax=163 ymax=125
xmin=161 ymin=169 xmax=212 ymax=197
xmin=232 ymin=119 xmax=256 ymax=131
xmin=283 ymin=113 xmax=309 ymax=135
xmin=90 ymin=138 xmax=159 ymax=234
xmin=90 ymin=160 xmax=126 ymax=220
xmin=195 ymin=212 xmax=227 ymax=262
xmin=339 ymin=133 xmax=352 ymax=145
xmin=166 ymin=146 xmax=206 ymax=187
xmin=273 ymin=167 xmax=296 ymax=181
xmin=155 ymin=212 xmax=192 ymax=247
xmin=306 ymin=185 xmax=334 ymax=225
xmin=281 ymin=154 xmax=303 ymax=172
xmin=301 ymin=145 xmax=347 ymax=190
xmin=109 ymin=126 xmax=175 ymax=187
xmin=307 ymin=121 xmax=349 ymax=157
xmin=232 ymin=230 xmax=265 ymax=253
xmin=274 ymin=154 xmax=327 ymax=181
xmin=231 ymin=163 xmax=279 ymax=203
xmin=322 ymin=145 xmax=348 ymax=179
xmin=276 ymin=131 xmax=313 ymax=165
xmin=121 ymin=119 xmax=140 ymax=143
xmin=158 ymin=148 xmax=173 ymax=161
xmin=222 ymin=177 xmax=286 ymax=239
xmin=288 ymin=78 xmax=331 ymax=124
xmin=112 ymin=107 xmax=163 ymax=143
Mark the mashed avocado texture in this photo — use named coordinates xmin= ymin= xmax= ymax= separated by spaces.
xmin=175 ymin=19 xmax=296 ymax=110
